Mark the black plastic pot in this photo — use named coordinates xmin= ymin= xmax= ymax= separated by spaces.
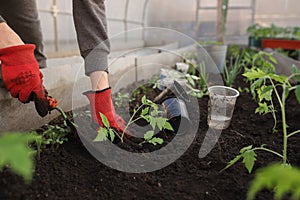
xmin=162 ymin=98 xmax=190 ymax=135
xmin=248 ymin=36 xmax=262 ymax=48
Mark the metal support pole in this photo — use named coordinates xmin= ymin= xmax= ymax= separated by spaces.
xmin=52 ymin=0 xmax=59 ymax=52
xmin=251 ymin=0 xmax=256 ymax=25
xmin=124 ymin=0 xmax=130 ymax=42
xmin=142 ymin=0 xmax=149 ymax=41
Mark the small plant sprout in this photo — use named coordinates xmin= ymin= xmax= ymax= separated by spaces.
xmin=124 ymin=95 xmax=173 ymax=145
xmin=33 ymin=131 xmax=48 ymax=159
xmin=93 ymin=96 xmax=173 ymax=145
xmin=41 ymin=125 xmax=70 ymax=151
xmin=223 ymin=65 xmax=300 ymax=173
xmin=32 ymin=124 xmax=70 ymax=160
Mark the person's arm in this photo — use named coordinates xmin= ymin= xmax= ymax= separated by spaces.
xmin=73 ymin=1 xmax=128 ymax=137
xmin=0 ymin=22 xmax=24 ymax=49
xmin=0 ymin=21 xmax=51 ymax=117
xmin=73 ymin=0 xmax=110 ymax=90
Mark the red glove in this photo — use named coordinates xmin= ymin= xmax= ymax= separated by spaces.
xmin=84 ymin=87 xmax=127 ymax=137
xmin=0 ymin=44 xmax=49 ymax=117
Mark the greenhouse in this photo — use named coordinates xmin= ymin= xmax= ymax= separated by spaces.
xmin=0 ymin=0 xmax=300 ymax=199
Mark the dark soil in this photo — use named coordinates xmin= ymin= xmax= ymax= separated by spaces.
xmin=1 ymin=72 xmax=300 ymax=200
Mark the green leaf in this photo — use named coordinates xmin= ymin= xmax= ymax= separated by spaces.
xmin=243 ymin=68 xmax=267 ymax=80
xmin=94 ymin=128 xmax=108 ymax=142
xmin=0 ymin=132 xmax=40 ymax=183
xmin=257 ymin=85 xmax=273 ymax=102
xmin=150 ymin=109 xmax=158 ymax=117
xmin=247 ymin=164 xmax=300 ymax=200
xmin=144 ymin=131 xmax=154 ymax=141
xmin=269 ymin=74 xmax=286 ymax=84
xmin=186 ymin=76 xmax=196 ymax=87
xmin=141 ymin=107 xmax=149 ymax=116
xmin=255 ymin=102 xmax=269 ymax=115
xmin=156 ymin=117 xmax=167 ymax=131
xmin=295 ymin=85 xmax=300 ymax=104
xmin=250 ymin=78 xmax=264 ymax=97
xmin=222 ymin=155 xmax=242 ymax=171
xmin=267 ymin=53 xmax=278 ymax=64
xmin=163 ymin=121 xmax=174 ymax=131
xmin=100 ymin=113 xmax=110 ymax=128
xmin=148 ymin=116 xmax=156 ymax=130
xmin=141 ymin=95 xmax=147 ymax=104
xmin=148 ymin=137 xmax=164 ymax=146
xmin=240 ymin=145 xmax=253 ymax=153
xmin=142 ymin=115 xmax=150 ymax=122
xmin=222 ymin=145 xmax=254 ymax=172
xmin=242 ymin=149 xmax=257 ymax=173
xmin=109 ymin=129 xmax=115 ymax=142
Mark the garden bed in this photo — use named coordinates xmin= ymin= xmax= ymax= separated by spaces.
xmin=1 ymin=64 xmax=300 ymax=200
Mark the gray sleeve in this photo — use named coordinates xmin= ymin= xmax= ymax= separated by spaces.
xmin=0 ymin=0 xmax=47 ymax=68
xmin=0 ymin=15 xmax=6 ymax=23
xmin=73 ymin=0 xmax=110 ymax=75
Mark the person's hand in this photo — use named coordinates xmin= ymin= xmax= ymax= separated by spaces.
xmin=84 ymin=87 xmax=129 ymax=141
xmin=0 ymin=44 xmax=51 ymax=117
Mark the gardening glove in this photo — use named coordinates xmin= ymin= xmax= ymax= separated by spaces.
xmin=0 ymin=44 xmax=52 ymax=117
xmin=83 ymin=87 xmax=129 ymax=140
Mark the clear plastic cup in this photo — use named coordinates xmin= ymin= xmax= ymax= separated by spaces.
xmin=207 ymin=86 xmax=239 ymax=129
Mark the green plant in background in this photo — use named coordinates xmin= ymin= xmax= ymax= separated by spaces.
xmin=185 ymin=74 xmax=203 ymax=98
xmin=267 ymin=23 xmax=284 ymax=38
xmin=223 ymin=53 xmax=243 ymax=87
xmin=292 ymin=27 xmax=300 ymax=39
xmin=185 ymin=61 xmax=209 ymax=98
xmin=182 ymin=51 xmax=198 ymax=75
xmin=114 ymin=92 xmax=130 ymax=108
xmin=247 ymin=164 xmax=300 ymax=200
xmin=243 ymin=51 xmax=277 ymax=74
xmin=247 ymin=23 xmax=300 ymax=40
xmin=223 ymin=65 xmax=300 ymax=173
xmin=148 ymin=74 xmax=160 ymax=89
xmin=226 ymin=44 xmax=241 ymax=59
xmin=247 ymin=23 xmax=266 ymax=39
xmin=0 ymin=132 xmax=41 ymax=183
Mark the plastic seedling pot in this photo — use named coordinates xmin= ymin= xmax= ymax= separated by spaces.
xmin=202 ymin=44 xmax=227 ymax=73
xmin=248 ymin=36 xmax=262 ymax=48
xmin=207 ymin=86 xmax=239 ymax=130
xmin=162 ymin=97 xmax=190 ymax=135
